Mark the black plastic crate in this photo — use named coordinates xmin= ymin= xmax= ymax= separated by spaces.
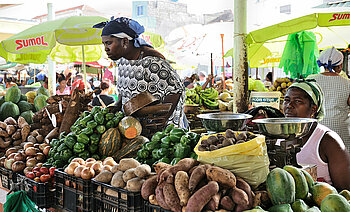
xmin=143 ymin=201 xmax=171 ymax=212
xmin=55 ymin=169 xmax=94 ymax=212
xmin=93 ymin=179 xmax=143 ymax=212
xmin=16 ymin=174 xmax=54 ymax=209
xmin=0 ymin=166 xmax=16 ymax=190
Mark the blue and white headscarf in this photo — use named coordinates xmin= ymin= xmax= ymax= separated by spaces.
xmin=317 ymin=47 xmax=343 ymax=72
xmin=93 ymin=17 xmax=153 ymax=48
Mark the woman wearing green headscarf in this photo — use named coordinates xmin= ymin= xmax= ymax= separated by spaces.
xmin=283 ymin=79 xmax=350 ymax=190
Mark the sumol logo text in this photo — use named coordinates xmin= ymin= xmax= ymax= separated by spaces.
xmin=15 ymin=36 xmax=48 ymax=50
xmin=329 ymin=13 xmax=350 ymax=22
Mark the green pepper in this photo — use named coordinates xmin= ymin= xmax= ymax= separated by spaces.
xmin=73 ymin=142 xmax=85 ymax=153
xmin=96 ymin=125 xmax=106 ymax=134
xmin=47 ymin=158 xmax=54 ymax=164
xmin=169 ymin=128 xmax=186 ymax=142
xmin=48 ymin=148 xmax=56 ymax=158
xmin=82 ymin=111 xmax=90 ymax=118
xmin=91 ymin=107 xmax=101 ymax=116
xmin=180 ymin=134 xmax=191 ymax=145
xmin=77 ymin=133 xmax=90 ymax=144
xmin=64 ymin=134 xmax=76 ymax=149
xmin=50 ymin=138 xmax=60 ymax=147
xmin=90 ymin=133 xmax=100 ymax=146
xmin=112 ymin=116 xmax=122 ymax=126
xmin=54 ymin=153 xmax=61 ymax=160
xmin=70 ymin=125 xmax=77 ymax=133
xmin=106 ymin=120 xmax=115 ymax=129
xmin=87 ymin=120 xmax=98 ymax=129
xmin=144 ymin=141 xmax=160 ymax=151
xmin=190 ymin=152 xmax=198 ymax=160
xmin=174 ymin=143 xmax=191 ymax=158
xmin=160 ymin=136 xmax=172 ymax=148
xmin=61 ymin=149 xmax=73 ymax=161
xmin=89 ymin=145 xmax=98 ymax=154
xmin=152 ymin=149 xmax=162 ymax=159
xmin=57 ymin=143 xmax=69 ymax=152
xmin=81 ymin=127 xmax=93 ymax=135
xmin=105 ymin=113 xmax=115 ymax=120
xmin=80 ymin=115 xmax=93 ymax=127
xmin=115 ymin=111 xmax=124 ymax=118
xmin=59 ymin=132 xmax=66 ymax=140
xmin=91 ymin=154 xmax=100 ymax=160
xmin=170 ymin=158 xmax=181 ymax=165
xmin=101 ymin=107 xmax=109 ymax=115
xmin=164 ymin=124 xmax=175 ymax=134
xmin=94 ymin=113 xmax=105 ymax=125
xmin=73 ymin=117 xmax=82 ymax=126
xmin=53 ymin=160 xmax=65 ymax=168
xmin=137 ymin=149 xmax=149 ymax=159
xmin=78 ymin=150 xmax=90 ymax=160
xmin=158 ymin=157 xmax=170 ymax=164
xmin=187 ymin=132 xmax=201 ymax=147
xmin=151 ymin=131 xmax=166 ymax=143
xmin=145 ymin=158 xmax=156 ymax=166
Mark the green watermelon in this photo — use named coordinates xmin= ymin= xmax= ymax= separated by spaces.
xmin=0 ymin=102 xmax=20 ymax=121
xmin=0 ymin=96 xmax=4 ymax=107
xmin=20 ymin=111 xmax=34 ymax=124
xmin=34 ymin=94 xmax=48 ymax=111
xmin=36 ymin=85 xmax=49 ymax=97
xmin=5 ymin=85 xmax=21 ymax=103
xmin=18 ymin=101 xmax=33 ymax=113
xmin=20 ymin=94 xmax=27 ymax=101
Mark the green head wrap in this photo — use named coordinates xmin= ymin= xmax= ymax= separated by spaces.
xmin=287 ymin=79 xmax=325 ymax=121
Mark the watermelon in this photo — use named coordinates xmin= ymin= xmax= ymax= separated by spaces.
xmin=34 ymin=94 xmax=48 ymax=111
xmin=36 ymin=85 xmax=49 ymax=97
xmin=5 ymin=85 xmax=21 ymax=103
xmin=18 ymin=101 xmax=33 ymax=113
xmin=20 ymin=94 xmax=27 ymax=101
xmin=20 ymin=111 xmax=34 ymax=124
xmin=0 ymin=96 xmax=4 ymax=107
xmin=0 ymin=102 xmax=20 ymax=121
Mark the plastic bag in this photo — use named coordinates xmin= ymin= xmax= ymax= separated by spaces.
xmin=4 ymin=191 xmax=40 ymax=212
xmin=194 ymin=131 xmax=270 ymax=188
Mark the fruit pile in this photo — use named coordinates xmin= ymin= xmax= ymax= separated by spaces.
xmin=270 ymin=78 xmax=293 ymax=95
xmin=217 ymin=89 xmax=234 ymax=111
xmin=185 ymin=86 xmax=219 ymax=109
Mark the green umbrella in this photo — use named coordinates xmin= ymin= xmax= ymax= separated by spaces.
xmin=0 ymin=15 xmax=108 ymax=92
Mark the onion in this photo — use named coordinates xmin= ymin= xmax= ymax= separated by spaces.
xmin=102 ymin=165 xmax=112 ymax=172
xmin=8 ymin=152 xmax=17 ymax=160
xmin=81 ymin=167 xmax=95 ymax=180
xmin=25 ymin=147 xmax=37 ymax=156
xmin=36 ymin=153 xmax=45 ymax=162
xmin=6 ymin=147 xmax=18 ymax=157
xmin=85 ymin=161 xmax=95 ymax=168
xmin=102 ymin=157 xmax=114 ymax=165
xmin=39 ymin=143 xmax=49 ymax=151
xmin=71 ymin=158 xmax=85 ymax=165
xmin=12 ymin=161 xmax=25 ymax=172
xmin=36 ymin=163 xmax=43 ymax=168
xmin=26 ymin=158 xmax=37 ymax=168
xmin=85 ymin=158 xmax=96 ymax=163
xmin=23 ymin=167 xmax=33 ymax=175
xmin=67 ymin=162 xmax=80 ymax=174
xmin=74 ymin=165 xmax=85 ymax=178
xmin=5 ymin=158 xmax=15 ymax=170
xmin=34 ymin=144 xmax=40 ymax=149
xmin=91 ymin=161 xmax=103 ymax=174
xmin=14 ymin=152 xmax=26 ymax=162
xmin=24 ymin=142 xmax=34 ymax=150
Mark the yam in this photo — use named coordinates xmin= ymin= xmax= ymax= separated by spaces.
xmin=17 ymin=117 xmax=28 ymax=129
xmin=0 ymin=137 xmax=11 ymax=148
xmin=155 ymin=183 xmax=171 ymax=210
xmin=44 ymin=127 xmax=59 ymax=141
xmin=122 ymin=168 xmax=137 ymax=182
xmin=11 ymin=131 xmax=21 ymax=141
xmin=189 ymin=165 xmax=207 ymax=192
xmin=141 ymin=175 xmax=158 ymax=200
xmin=159 ymin=158 xmax=199 ymax=184
xmin=21 ymin=125 xmax=30 ymax=142
xmin=94 ymin=170 xmax=113 ymax=183
xmin=6 ymin=125 xmax=16 ymax=135
xmin=135 ymin=164 xmax=151 ymax=178
xmin=119 ymin=158 xmax=140 ymax=171
xmin=206 ymin=192 xmax=221 ymax=211
xmin=0 ymin=129 xmax=9 ymax=137
xmin=149 ymin=194 xmax=158 ymax=205
xmin=206 ymin=166 xmax=236 ymax=188
xmin=4 ymin=117 xmax=16 ymax=125
xmin=126 ymin=177 xmax=145 ymax=192
xmin=231 ymin=187 xmax=249 ymax=206
xmin=185 ymin=181 xmax=219 ymax=212
xmin=111 ymin=171 xmax=125 ymax=188
xmin=236 ymin=178 xmax=253 ymax=207
xmin=0 ymin=122 xmax=7 ymax=130
xmin=235 ymin=204 xmax=250 ymax=212
xmin=153 ymin=162 xmax=172 ymax=175
xmin=220 ymin=196 xmax=235 ymax=211
xmin=174 ymin=171 xmax=190 ymax=206
xmin=163 ymin=183 xmax=181 ymax=212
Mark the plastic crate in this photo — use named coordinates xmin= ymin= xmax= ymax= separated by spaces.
xmin=0 ymin=166 xmax=16 ymax=190
xmin=16 ymin=174 xmax=54 ymax=208
xmin=143 ymin=201 xmax=171 ymax=212
xmin=93 ymin=179 xmax=143 ymax=212
xmin=55 ymin=169 xmax=94 ymax=212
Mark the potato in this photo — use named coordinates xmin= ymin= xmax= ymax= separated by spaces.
xmin=111 ymin=171 xmax=125 ymax=188
xmin=106 ymin=188 xmax=119 ymax=197
xmin=206 ymin=166 xmax=236 ymax=188
xmin=220 ymin=196 xmax=235 ymax=211
xmin=6 ymin=125 xmax=16 ymax=135
xmin=126 ymin=177 xmax=145 ymax=192
xmin=122 ymin=168 xmax=136 ymax=182
xmin=119 ymin=158 xmax=140 ymax=171
xmin=153 ymin=162 xmax=172 ymax=175
xmin=174 ymin=171 xmax=190 ymax=206
xmin=94 ymin=170 xmax=113 ymax=183
xmin=111 ymin=164 xmax=120 ymax=173
xmin=231 ymin=187 xmax=249 ymax=206
xmin=135 ymin=164 xmax=151 ymax=178
xmin=21 ymin=125 xmax=31 ymax=142
xmin=141 ymin=175 xmax=158 ymax=200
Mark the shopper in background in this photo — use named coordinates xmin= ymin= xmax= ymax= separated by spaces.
xmin=56 ymin=74 xmax=71 ymax=95
xmin=307 ymin=47 xmax=350 ymax=153
xmin=183 ymin=74 xmax=198 ymax=89
xmin=264 ymin=72 xmax=273 ymax=89
xmin=5 ymin=77 xmax=16 ymax=88
xmin=91 ymin=81 xmax=115 ymax=107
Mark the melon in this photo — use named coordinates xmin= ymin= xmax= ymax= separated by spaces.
xmin=99 ymin=128 xmax=122 ymax=156
xmin=5 ymin=85 xmax=21 ymax=103
xmin=36 ymin=85 xmax=49 ymax=97
xmin=18 ymin=100 xmax=33 ymax=113
xmin=20 ymin=111 xmax=34 ymax=124
xmin=0 ymin=102 xmax=20 ymax=121
xmin=34 ymin=94 xmax=48 ymax=111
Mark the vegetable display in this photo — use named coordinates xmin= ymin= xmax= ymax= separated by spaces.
xmin=185 ymin=86 xmax=219 ymax=110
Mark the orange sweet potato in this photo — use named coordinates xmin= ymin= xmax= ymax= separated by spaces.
xmin=189 ymin=165 xmax=207 ymax=193
xmin=206 ymin=166 xmax=236 ymax=188
xmin=141 ymin=175 xmax=158 ymax=200
xmin=185 ymin=181 xmax=219 ymax=212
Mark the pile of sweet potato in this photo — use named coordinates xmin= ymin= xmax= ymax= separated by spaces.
xmin=141 ymin=158 xmax=263 ymax=212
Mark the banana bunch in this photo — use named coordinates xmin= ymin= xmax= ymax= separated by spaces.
xmin=271 ymin=78 xmax=293 ymax=95
xmin=200 ymin=87 xmax=219 ymax=109
xmin=185 ymin=87 xmax=200 ymax=105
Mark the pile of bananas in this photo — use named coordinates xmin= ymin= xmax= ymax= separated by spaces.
xmin=271 ymin=78 xmax=293 ymax=95
xmin=185 ymin=87 xmax=200 ymax=105
xmin=185 ymin=86 xmax=219 ymax=110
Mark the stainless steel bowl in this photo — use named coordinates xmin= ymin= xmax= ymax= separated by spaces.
xmin=253 ymin=118 xmax=317 ymax=139
xmin=197 ymin=113 xmax=252 ymax=132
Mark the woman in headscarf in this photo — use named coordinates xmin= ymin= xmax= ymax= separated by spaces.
xmin=283 ymin=79 xmax=350 ymax=190
xmin=94 ymin=17 xmax=187 ymax=128
xmin=307 ymin=47 xmax=350 ymax=154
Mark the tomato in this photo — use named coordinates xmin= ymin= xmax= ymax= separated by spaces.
xmin=33 ymin=167 xmax=40 ymax=173
xmin=35 ymin=171 xmax=42 ymax=177
xmin=40 ymin=174 xmax=51 ymax=183
xmin=39 ymin=167 xmax=49 ymax=174
xmin=49 ymin=167 xmax=56 ymax=177
xmin=34 ymin=177 xmax=41 ymax=182
xmin=25 ymin=172 xmax=35 ymax=180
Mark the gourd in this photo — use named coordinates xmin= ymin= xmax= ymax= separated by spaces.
xmin=118 ymin=116 xmax=142 ymax=139
xmin=113 ymin=136 xmax=149 ymax=162
xmin=99 ymin=128 xmax=122 ymax=156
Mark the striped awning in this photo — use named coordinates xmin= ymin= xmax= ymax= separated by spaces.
xmin=314 ymin=0 xmax=350 ymax=8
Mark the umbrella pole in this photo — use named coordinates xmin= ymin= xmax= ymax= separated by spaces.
xmin=82 ymin=45 xmax=87 ymax=93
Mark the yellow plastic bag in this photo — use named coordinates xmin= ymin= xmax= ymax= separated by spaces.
xmin=194 ymin=131 xmax=270 ymax=188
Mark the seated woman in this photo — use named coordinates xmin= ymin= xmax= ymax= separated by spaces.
xmin=283 ymin=79 xmax=350 ymax=190
xmin=91 ymin=81 xmax=115 ymax=108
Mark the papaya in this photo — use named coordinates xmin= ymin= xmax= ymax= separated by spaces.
xmin=269 ymin=204 xmax=293 ymax=212
xmin=266 ymin=168 xmax=295 ymax=205
xmin=301 ymin=169 xmax=315 ymax=191
xmin=305 ymin=206 xmax=321 ymax=212
xmin=36 ymin=85 xmax=49 ymax=97
xmin=284 ymin=165 xmax=309 ymax=199
xmin=311 ymin=182 xmax=337 ymax=206
xmin=5 ymin=85 xmax=21 ymax=104
xmin=320 ymin=194 xmax=350 ymax=212
xmin=339 ymin=190 xmax=350 ymax=201
xmin=34 ymin=94 xmax=48 ymax=111
xmin=292 ymin=199 xmax=309 ymax=212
